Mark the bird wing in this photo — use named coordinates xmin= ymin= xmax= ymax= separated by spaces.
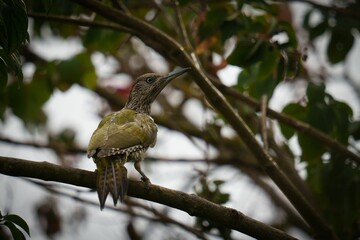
xmin=87 ymin=109 xmax=157 ymax=158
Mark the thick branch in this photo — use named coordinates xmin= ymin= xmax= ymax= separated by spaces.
xmin=0 ymin=156 xmax=296 ymax=240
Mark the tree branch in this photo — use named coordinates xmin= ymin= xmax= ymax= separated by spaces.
xmin=0 ymin=155 xmax=296 ymax=240
xmin=213 ymin=81 xmax=360 ymax=165
xmin=38 ymin=1 xmax=338 ymax=237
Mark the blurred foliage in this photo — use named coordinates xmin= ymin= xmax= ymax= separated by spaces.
xmin=0 ymin=211 xmax=30 ymax=240
xmin=195 ymin=177 xmax=231 ymax=239
xmin=303 ymin=0 xmax=360 ymax=64
xmin=0 ymin=0 xmax=360 ymax=239
xmin=280 ymin=82 xmax=360 ymax=239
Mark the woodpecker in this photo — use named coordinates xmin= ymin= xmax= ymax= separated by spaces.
xmin=87 ymin=68 xmax=190 ymax=209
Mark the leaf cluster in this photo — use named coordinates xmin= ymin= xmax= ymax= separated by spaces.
xmin=0 ymin=211 xmax=30 ymax=240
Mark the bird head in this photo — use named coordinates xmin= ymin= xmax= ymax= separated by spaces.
xmin=125 ymin=67 xmax=190 ymax=113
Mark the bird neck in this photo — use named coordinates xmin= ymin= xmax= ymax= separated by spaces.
xmin=124 ymin=100 xmax=151 ymax=114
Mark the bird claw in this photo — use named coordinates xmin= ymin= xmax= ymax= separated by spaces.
xmin=141 ymin=176 xmax=151 ymax=184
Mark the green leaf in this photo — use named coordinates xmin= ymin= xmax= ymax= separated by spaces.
xmin=257 ymin=47 xmax=279 ymax=81
xmin=331 ymin=100 xmax=352 ymax=143
xmin=349 ymin=121 xmax=360 ymax=140
xmin=83 ymin=28 xmax=125 ymax=53
xmin=228 ymin=39 xmax=264 ymax=67
xmin=302 ymin=9 xmax=313 ymax=30
xmin=6 ymin=80 xmax=47 ymax=124
xmin=0 ymin=50 xmax=23 ymax=81
xmin=237 ymin=63 xmax=259 ymax=88
xmin=28 ymin=74 xmax=53 ymax=107
xmin=280 ymin=103 xmax=306 ymax=139
xmin=307 ymin=102 xmax=334 ymax=134
xmin=5 ymin=214 xmax=30 ymax=236
xmin=306 ymin=82 xmax=326 ymax=103
xmin=236 ymin=46 xmax=281 ymax=98
xmin=309 ymin=20 xmax=328 ymax=40
xmin=279 ymin=21 xmax=298 ymax=48
xmin=198 ymin=5 xmax=233 ymax=40
xmin=327 ymin=29 xmax=354 ymax=64
xmin=57 ymin=52 xmax=97 ymax=90
xmin=4 ymin=221 xmax=26 ymax=240
xmin=298 ymin=132 xmax=326 ymax=162
xmin=220 ymin=20 xmax=241 ymax=43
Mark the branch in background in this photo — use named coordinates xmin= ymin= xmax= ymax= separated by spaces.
xmin=27 ymin=6 xmax=359 ymax=166
xmin=0 ymin=136 xmax=86 ymax=155
xmin=125 ymin=199 xmax=211 ymax=239
xmin=214 ymin=81 xmax=360 ymax=165
xmin=171 ymin=0 xmax=194 ymax=52
xmin=27 ymin=12 xmax=134 ymax=34
xmin=0 ymin=136 xmax=263 ymax=173
xmin=0 ymin=156 xmax=297 ymax=240
xmin=261 ymin=95 xmax=269 ymax=152
xmin=27 ymin=179 xmax=209 ymax=239
xmin=29 ymin=1 xmax=339 ymax=237
xmin=28 ymin=5 xmax=357 ymax=171
xmin=243 ymin=168 xmax=311 ymax=235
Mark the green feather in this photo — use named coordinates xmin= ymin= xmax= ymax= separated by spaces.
xmin=88 ymin=109 xmax=157 ymax=158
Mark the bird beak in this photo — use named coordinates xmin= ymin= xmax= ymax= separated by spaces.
xmin=164 ymin=67 xmax=191 ymax=82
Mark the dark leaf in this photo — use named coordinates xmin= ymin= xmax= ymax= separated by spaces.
xmin=57 ymin=52 xmax=97 ymax=90
xmin=298 ymin=133 xmax=326 ymax=162
xmin=280 ymin=103 xmax=306 ymax=139
xmin=83 ymin=28 xmax=125 ymax=53
xmin=5 ymin=215 xmax=30 ymax=236
xmin=0 ymin=0 xmax=28 ymax=53
xmin=331 ymin=100 xmax=352 ymax=143
xmin=198 ymin=5 xmax=233 ymax=41
xmin=0 ymin=50 xmax=23 ymax=81
xmin=309 ymin=20 xmax=328 ymax=40
xmin=228 ymin=39 xmax=264 ymax=67
xmin=306 ymin=82 xmax=326 ymax=103
xmin=257 ymin=47 xmax=279 ymax=81
xmin=220 ymin=20 xmax=241 ymax=43
xmin=349 ymin=121 xmax=360 ymax=140
xmin=307 ymin=102 xmax=334 ymax=134
xmin=327 ymin=29 xmax=354 ymax=64
xmin=278 ymin=21 xmax=298 ymax=48
xmin=3 ymin=221 xmax=26 ymax=240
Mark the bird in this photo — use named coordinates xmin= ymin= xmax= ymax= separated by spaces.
xmin=87 ymin=67 xmax=190 ymax=209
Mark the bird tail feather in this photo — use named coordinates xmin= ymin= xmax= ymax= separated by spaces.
xmin=95 ymin=158 xmax=128 ymax=210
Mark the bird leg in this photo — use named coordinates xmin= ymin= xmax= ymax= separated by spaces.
xmin=134 ymin=160 xmax=151 ymax=184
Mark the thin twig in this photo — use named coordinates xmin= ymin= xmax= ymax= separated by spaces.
xmin=171 ymin=0 xmax=193 ymax=51
xmin=110 ymin=0 xmax=130 ymax=13
xmin=261 ymin=95 xmax=269 ymax=152
xmin=27 ymin=12 xmax=134 ymax=34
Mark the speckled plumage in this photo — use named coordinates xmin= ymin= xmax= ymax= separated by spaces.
xmin=87 ymin=68 xmax=190 ymax=209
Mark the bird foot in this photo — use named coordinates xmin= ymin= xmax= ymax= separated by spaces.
xmin=141 ymin=176 xmax=151 ymax=185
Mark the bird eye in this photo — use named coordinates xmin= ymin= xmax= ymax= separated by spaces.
xmin=145 ymin=77 xmax=154 ymax=84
